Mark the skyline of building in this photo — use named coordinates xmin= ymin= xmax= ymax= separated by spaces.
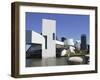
xmin=81 ymin=34 xmax=87 ymax=50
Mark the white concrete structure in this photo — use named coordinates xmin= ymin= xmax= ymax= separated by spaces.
xmin=42 ymin=19 xmax=56 ymax=58
xmin=26 ymin=30 xmax=45 ymax=52
xmin=26 ymin=19 xmax=76 ymax=58
xmin=26 ymin=30 xmax=45 ymax=44
xmin=26 ymin=30 xmax=64 ymax=58
xmin=56 ymin=40 xmax=64 ymax=45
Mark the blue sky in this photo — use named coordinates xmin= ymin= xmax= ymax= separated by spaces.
xmin=26 ymin=12 xmax=89 ymax=43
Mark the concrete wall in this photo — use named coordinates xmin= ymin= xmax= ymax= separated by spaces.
xmin=26 ymin=30 xmax=45 ymax=52
xmin=42 ymin=19 xmax=56 ymax=58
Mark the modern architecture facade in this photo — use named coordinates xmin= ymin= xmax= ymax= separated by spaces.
xmin=26 ymin=19 xmax=58 ymax=58
xmin=42 ymin=19 xmax=56 ymax=58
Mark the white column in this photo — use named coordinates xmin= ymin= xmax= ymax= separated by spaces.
xmin=42 ymin=19 xmax=56 ymax=58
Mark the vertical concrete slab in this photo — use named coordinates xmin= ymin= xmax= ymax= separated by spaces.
xmin=42 ymin=19 xmax=56 ymax=58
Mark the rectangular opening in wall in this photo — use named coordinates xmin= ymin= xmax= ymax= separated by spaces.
xmin=53 ymin=33 xmax=55 ymax=40
xmin=44 ymin=35 xmax=47 ymax=49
